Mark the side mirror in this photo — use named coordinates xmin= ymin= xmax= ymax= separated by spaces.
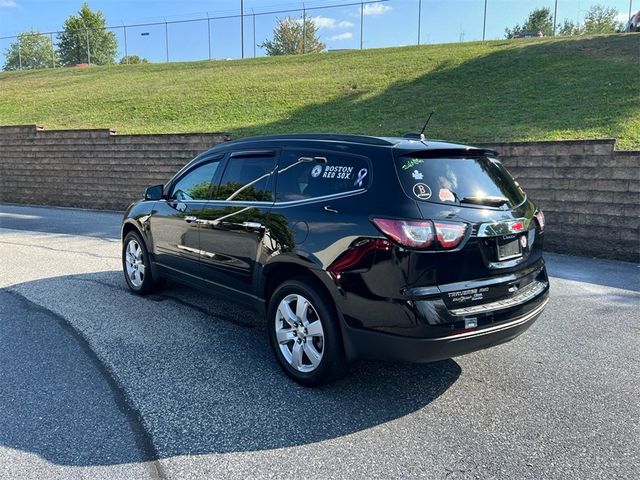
xmin=144 ymin=184 xmax=164 ymax=201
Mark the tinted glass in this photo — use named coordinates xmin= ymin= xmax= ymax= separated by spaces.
xmin=395 ymin=156 xmax=525 ymax=207
xmin=276 ymin=150 xmax=371 ymax=202
xmin=171 ymin=160 xmax=221 ymax=201
xmin=215 ymin=155 xmax=275 ymax=202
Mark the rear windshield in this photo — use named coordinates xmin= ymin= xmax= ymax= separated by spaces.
xmin=394 ymin=156 xmax=525 ymax=208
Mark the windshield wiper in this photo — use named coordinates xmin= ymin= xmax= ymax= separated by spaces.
xmin=459 ymin=195 xmax=510 ymax=207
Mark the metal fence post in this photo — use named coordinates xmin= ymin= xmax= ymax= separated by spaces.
xmin=123 ymin=23 xmax=128 ymax=63
xmin=17 ymin=35 xmax=22 ymax=70
xmin=482 ymin=0 xmax=488 ymax=41
xmin=207 ymin=13 xmax=212 ymax=60
xmin=240 ymin=0 xmax=244 ymax=59
xmin=360 ymin=1 xmax=364 ymax=49
xmin=418 ymin=0 xmax=422 ymax=45
xmin=302 ymin=4 xmax=307 ymax=54
xmin=50 ymin=32 xmax=55 ymax=68
xmin=164 ymin=18 xmax=169 ymax=62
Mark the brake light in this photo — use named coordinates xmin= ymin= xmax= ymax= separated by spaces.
xmin=433 ymin=222 xmax=467 ymax=248
xmin=534 ymin=210 xmax=545 ymax=232
xmin=372 ymin=218 xmax=434 ymax=249
xmin=372 ymin=218 xmax=467 ymax=250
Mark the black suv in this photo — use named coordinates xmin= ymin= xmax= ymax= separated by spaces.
xmin=122 ymin=134 xmax=549 ymax=386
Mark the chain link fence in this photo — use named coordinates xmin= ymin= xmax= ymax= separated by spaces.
xmin=0 ymin=0 xmax=634 ymax=70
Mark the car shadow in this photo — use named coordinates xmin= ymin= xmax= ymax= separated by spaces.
xmin=1 ymin=270 xmax=461 ymax=465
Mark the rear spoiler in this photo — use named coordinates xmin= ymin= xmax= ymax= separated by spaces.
xmin=396 ymin=148 xmax=499 ymax=159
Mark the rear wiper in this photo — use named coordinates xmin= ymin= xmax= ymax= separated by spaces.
xmin=459 ymin=196 xmax=510 ymax=207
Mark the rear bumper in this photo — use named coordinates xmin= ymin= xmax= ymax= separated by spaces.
xmin=344 ymin=292 xmax=548 ymax=363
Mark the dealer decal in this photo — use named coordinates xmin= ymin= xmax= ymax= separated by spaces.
xmin=448 ymin=287 xmax=490 ymax=304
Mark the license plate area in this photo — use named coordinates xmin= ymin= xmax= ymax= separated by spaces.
xmin=496 ymin=235 xmax=522 ymax=261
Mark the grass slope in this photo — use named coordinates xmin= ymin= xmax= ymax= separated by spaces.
xmin=0 ymin=35 xmax=638 ymax=149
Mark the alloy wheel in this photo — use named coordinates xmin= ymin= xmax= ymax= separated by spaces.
xmin=275 ymin=294 xmax=325 ymax=373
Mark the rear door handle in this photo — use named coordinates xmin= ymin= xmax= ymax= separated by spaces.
xmin=184 ymin=215 xmax=198 ymax=223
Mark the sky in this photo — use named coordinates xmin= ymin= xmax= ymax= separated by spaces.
xmin=0 ymin=0 xmax=635 ymax=64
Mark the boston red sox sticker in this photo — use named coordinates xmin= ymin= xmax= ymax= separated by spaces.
xmin=412 ymin=183 xmax=432 ymax=200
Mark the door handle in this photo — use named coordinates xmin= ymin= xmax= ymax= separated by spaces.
xmin=242 ymin=221 xmax=264 ymax=229
xmin=184 ymin=215 xmax=198 ymax=223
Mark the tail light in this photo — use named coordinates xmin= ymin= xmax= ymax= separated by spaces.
xmin=372 ymin=218 xmax=467 ymax=250
xmin=327 ymin=238 xmax=390 ymax=279
xmin=534 ymin=210 xmax=545 ymax=232
xmin=434 ymin=222 xmax=468 ymax=248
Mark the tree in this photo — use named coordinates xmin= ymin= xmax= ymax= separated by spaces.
xmin=120 ymin=55 xmax=149 ymax=65
xmin=57 ymin=3 xmax=117 ymax=65
xmin=583 ymin=4 xmax=621 ymax=33
xmin=505 ymin=7 xmax=553 ymax=38
xmin=3 ymin=30 xmax=57 ymax=70
xmin=557 ymin=19 xmax=583 ymax=36
xmin=259 ymin=16 xmax=325 ymax=56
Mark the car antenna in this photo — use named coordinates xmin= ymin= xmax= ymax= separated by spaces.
xmin=403 ymin=111 xmax=434 ymax=142
xmin=419 ymin=111 xmax=434 ymax=141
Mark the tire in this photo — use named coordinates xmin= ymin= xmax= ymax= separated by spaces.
xmin=267 ymin=278 xmax=345 ymax=386
xmin=122 ymin=230 xmax=165 ymax=295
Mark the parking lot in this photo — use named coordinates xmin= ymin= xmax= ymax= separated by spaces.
xmin=0 ymin=203 xmax=638 ymax=480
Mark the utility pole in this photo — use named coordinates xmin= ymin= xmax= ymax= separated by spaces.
xmin=360 ymin=1 xmax=364 ymax=50
xmin=553 ymin=0 xmax=558 ymax=35
xmin=207 ymin=13 xmax=212 ymax=60
xmin=482 ymin=0 xmax=487 ymax=41
xmin=240 ymin=0 xmax=244 ymax=59
xmin=417 ymin=0 xmax=422 ymax=45
xmin=630 ymin=0 xmax=634 ymax=23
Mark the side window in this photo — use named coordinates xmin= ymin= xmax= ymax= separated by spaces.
xmin=214 ymin=154 xmax=275 ymax=202
xmin=171 ymin=160 xmax=221 ymax=201
xmin=276 ymin=150 xmax=370 ymax=202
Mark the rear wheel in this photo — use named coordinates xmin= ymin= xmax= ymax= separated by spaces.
xmin=122 ymin=231 xmax=164 ymax=295
xmin=267 ymin=279 xmax=345 ymax=386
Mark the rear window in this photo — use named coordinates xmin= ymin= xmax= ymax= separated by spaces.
xmin=394 ymin=156 xmax=525 ymax=208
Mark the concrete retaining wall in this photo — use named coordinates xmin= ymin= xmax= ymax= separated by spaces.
xmin=479 ymin=140 xmax=639 ymax=262
xmin=0 ymin=125 xmax=230 ymax=211
xmin=0 ymin=125 xmax=638 ymax=261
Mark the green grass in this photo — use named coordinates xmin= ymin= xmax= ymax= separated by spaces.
xmin=0 ymin=34 xmax=638 ymax=149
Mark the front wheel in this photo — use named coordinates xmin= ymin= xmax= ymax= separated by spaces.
xmin=267 ymin=279 xmax=345 ymax=386
xmin=122 ymin=231 xmax=164 ymax=295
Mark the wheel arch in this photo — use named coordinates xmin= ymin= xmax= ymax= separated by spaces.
xmin=260 ymin=259 xmax=357 ymax=362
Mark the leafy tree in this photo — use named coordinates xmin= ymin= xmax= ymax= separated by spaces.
xmin=583 ymin=4 xmax=621 ymax=33
xmin=120 ymin=55 xmax=149 ymax=65
xmin=57 ymin=3 xmax=117 ymax=65
xmin=505 ymin=7 xmax=553 ymax=38
xmin=557 ymin=19 xmax=583 ymax=36
xmin=3 ymin=30 xmax=57 ymax=70
xmin=259 ymin=16 xmax=325 ymax=56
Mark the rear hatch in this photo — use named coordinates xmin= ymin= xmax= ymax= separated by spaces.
xmin=392 ymin=148 xmax=546 ymax=309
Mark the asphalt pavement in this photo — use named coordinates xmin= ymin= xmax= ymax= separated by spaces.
xmin=0 ymin=203 xmax=638 ymax=479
